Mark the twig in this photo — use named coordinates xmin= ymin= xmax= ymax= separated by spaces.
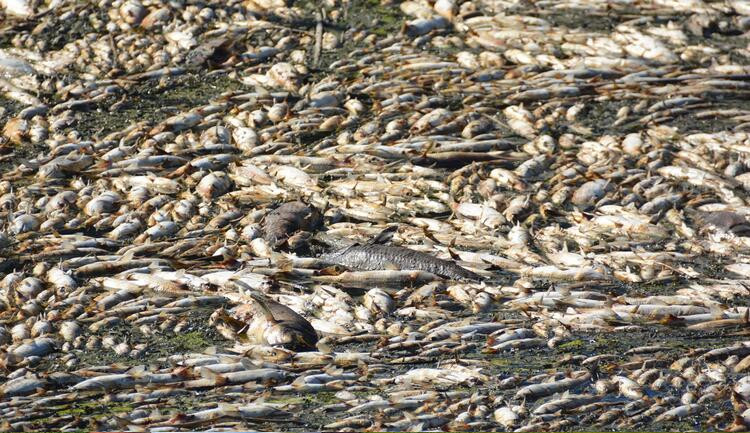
xmin=313 ymin=9 xmax=324 ymax=67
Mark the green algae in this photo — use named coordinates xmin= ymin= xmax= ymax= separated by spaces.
xmin=28 ymin=401 xmax=134 ymax=431
xmin=351 ymin=0 xmax=405 ymax=38
xmin=557 ymin=338 xmax=586 ymax=351
xmin=55 ymin=401 xmax=133 ymax=417
xmin=170 ymin=331 xmax=214 ymax=352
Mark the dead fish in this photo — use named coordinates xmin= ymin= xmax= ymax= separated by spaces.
xmin=0 ymin=376 xmax=47 ymax=397
xmin=261 ymin=201 xmax=324 ymax=249
xmin=515 ymin=371 xmax=591 ymax=400
xmin=319 ymin=226 xmax=482 ymax=281
xmin=230 ymin=280 xmax=318 ymax=352
xmin=695 ymin=211 xmax=750 ymax=236
xmin=312 ymin=270 xmax=442 ymax=288
xmin=411 ymin=151 xmax=517 ymax=168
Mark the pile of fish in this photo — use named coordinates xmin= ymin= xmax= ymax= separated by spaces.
xmin=2 ymin=0 xmax=750 ymax=429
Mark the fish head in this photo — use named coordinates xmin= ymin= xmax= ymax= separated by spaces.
xmin=265 ymin=323 xmax=316 ymax=352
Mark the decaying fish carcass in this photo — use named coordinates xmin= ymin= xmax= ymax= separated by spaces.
xmin=260 ymin=200 xmax=323 ymax=250
xmin=211 ymin=280 xmax=319 ymax=351
xmin=4 ymin=0 xmax=750 ymax=430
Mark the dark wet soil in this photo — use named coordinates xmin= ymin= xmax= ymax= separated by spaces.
xmin=69 ymin=73 xmax=248 ymax=140
xmin=0 ymin=95 xmax=23 ymax=118
xmin=532 ymin=9 xmax=637 ymax=32
xmin=77 ymin=307 xmax=227 ymax=368
xmin=37 ymin=7 xmax=109 ymax=51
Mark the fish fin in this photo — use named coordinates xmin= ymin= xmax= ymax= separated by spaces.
xmin=291 ymin=375 xmax=308 ymax=387
xmin=119 ymin=248 xmax=136 ymax=262
xmin=317 ymin=265 xmax=346 ymax=276
xmin=368 ymin=225 xmax=398 ymax=245
xmin=218 ymin=402 xmax=239 ymax=416
xmin=239 ymin=357 xmax=259 ymax=370
xmin=447 ymin=248 xmax=461 ymax=261
xmin=246 ymin=291 xmax=278 ymax=324
xmin=659 ymin=314 xmax=683 ymax=326
xmin=422 ymin=227 xmax=440 ymax=243
xmin=421 ymin=140 xmax=436 ymax=158
xmin=228 ymin=278 xmax=277 ymax=323
xmin=324 ymin=364 xmax=343 ymax=376
xmin=272 ymin=252 xmax=293 ymax=272
xmin=709 ymin=304 xmax=726 ymax=319
xmin=201 ymin=368 xmax=228 ymax=386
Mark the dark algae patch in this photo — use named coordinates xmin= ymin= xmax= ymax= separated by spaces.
xmin=27 ymin=401 xmax=134 ymax=431
xmin=573 ymin=98 xmax=638 ymax=135
xmin=54 ymin=400 xmax=133 ymax=417
xmin=0 ymin=95 xmax=23 ymax=118
xmin=36 ymin=7 xmax=109 ymax=51
xmin=0 ymin=1 xmax=107 ymax=51
xmin=307 ymin=0 xmax=408 ymax=71
xmin=346 ymin=0 xmax=405 ymax=38
xmin=531 ymin=8 xmax=629 ymax=32
xmin=70 ymin=73 xmax=247 ymax=139
xmin=78 ymin=307 xmax=226 ymax=367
